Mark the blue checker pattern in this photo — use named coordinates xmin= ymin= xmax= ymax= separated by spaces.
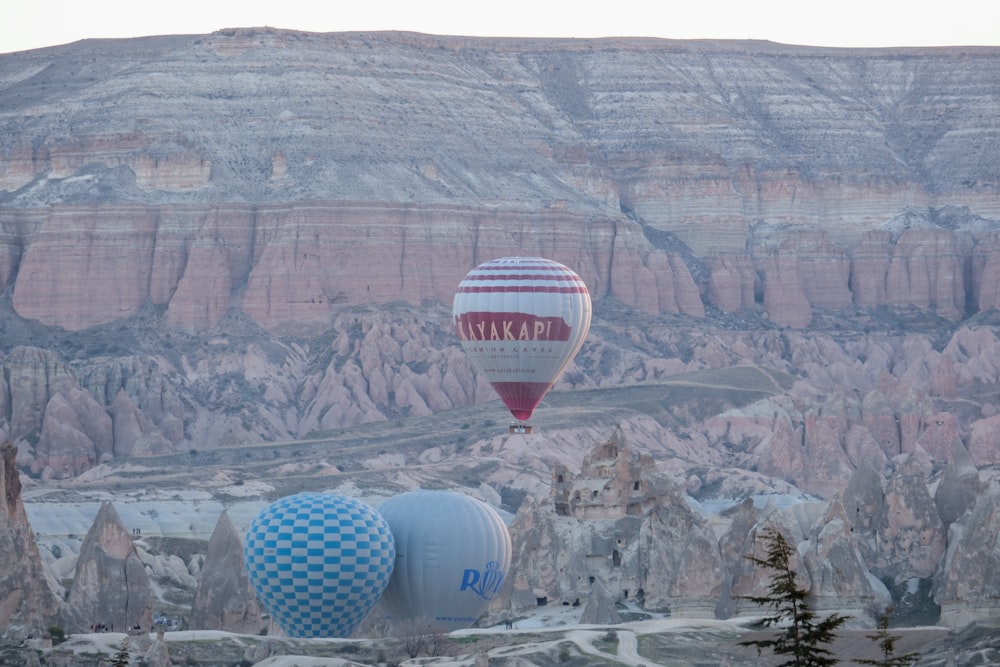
xmin=244 ymin=493 xmax=395 ymax=638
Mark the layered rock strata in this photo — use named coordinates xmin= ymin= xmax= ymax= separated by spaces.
xmin=0 ymin=31 xmax=997 ymax=332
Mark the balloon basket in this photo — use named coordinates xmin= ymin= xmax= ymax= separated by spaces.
xmin=508 ymin=422 xmax=534 ymax=434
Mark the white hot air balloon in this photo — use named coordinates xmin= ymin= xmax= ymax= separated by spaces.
xmin=453 ymin=256 xmax=592 ymax=425
xmin=377 ymin=490 xmax=512 ymax=633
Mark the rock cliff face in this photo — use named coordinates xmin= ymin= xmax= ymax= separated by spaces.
xmin=64 ymin=501 xmax=154 ymax=633
xmin=0 ymin=31 xmax=998 ymax=333
xmin=938 ymin=485 xmax=1000 ymax=626
xmin=190 ymin=510 xmax=265 ymax=634
xmin=0 ymin=443 xmax=60 ymax=639
xmin=498 ymin=429 xmax=960 ymax=624
xmin=0 ymin=31 xmax=997 ymax=473
xmin=2 ymin=29 xmax=1000 ymax=632
xmin=505 ymin=430 xmax=725 ymax=617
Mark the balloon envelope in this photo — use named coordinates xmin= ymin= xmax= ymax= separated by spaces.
xmin=243 ymin=493 xmax=395 ymax=638
xmin=378 ymin=490 xmax=512 ymax=632
xmin=453 ymin=256 xmax=592 ymax=421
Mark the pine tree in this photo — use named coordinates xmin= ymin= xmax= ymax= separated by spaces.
xmin=856 ymin=608 xmax=919 ymax=667
xmin=740 ymin=526 xmax=848 ymax=667
xmin=110 ymin=638 xmax=131 ymax=667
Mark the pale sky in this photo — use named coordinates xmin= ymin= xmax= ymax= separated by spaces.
xmin=2 ymin=0 xmax=1000 ymax=54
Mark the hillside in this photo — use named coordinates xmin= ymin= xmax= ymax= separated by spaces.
xmin=0 ymin=30 xmax=999 ymax=654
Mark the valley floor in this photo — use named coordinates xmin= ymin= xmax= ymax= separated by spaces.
xmin=22 ymin=604 xmax=973 ymax=667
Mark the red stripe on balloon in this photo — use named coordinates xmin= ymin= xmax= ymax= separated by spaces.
xmin=489 ymin=381 xmax=554 ymax=421
xmin=464 ymin=271 xmax=580 ymax=278
xmin=456 ymin=285 xmax=588 ymax=294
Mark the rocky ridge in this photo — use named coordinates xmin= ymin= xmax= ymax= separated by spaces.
xmin=0 ymin=31 xmax=997 ymax=478
xmin=496 ymin=427 xmax=997 ymax=628
xmin=9 ymin=418 xmax=997 ymax=649
xmin=1 ymin=31 xmax=999 ymax=334
xmin=0 ymin=29 xmax=999 ymax=649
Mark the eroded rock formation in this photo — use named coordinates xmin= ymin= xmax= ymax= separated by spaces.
xmin=504 ymin=429 xmax=725 ymax=617
xmin=64 ymin=501 xmax=154 ymax=633
xmin=0 ymin=31 xmax=997 ymax=481
xmin=878 ymin=453 xmax=947 ymax=582
xmin=190 ymin=510 xmax=265 ymax=633
xmin=1 ymin=29 xmax=1000 ymax=631
xmin=0 ymin=32 xmax=998 ymax=334
xmin=0 ymin=442 xmax=60 ymax=639
xmin=937 ymin=483 xmax=1000 ymax=626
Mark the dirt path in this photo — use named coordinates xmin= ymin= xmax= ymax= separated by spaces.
xmin=564 ymin=628 xmax=671 ymax=667
xmin=617 ymin=629 xmax=665 ymax=666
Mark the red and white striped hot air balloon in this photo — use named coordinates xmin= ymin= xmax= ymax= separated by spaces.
xmin=453 ymin=257 xmax=592 ymax=423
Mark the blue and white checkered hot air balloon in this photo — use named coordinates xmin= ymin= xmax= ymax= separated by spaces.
xmin=243 ymin=493 xmax=395 ymax=638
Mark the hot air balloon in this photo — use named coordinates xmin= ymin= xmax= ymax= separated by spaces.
xmin=453 ymin=256 xmax=591 ymax=425
xmin=377 ymin=490 xmax=512 ymax=633
xmin=243 ymin=493 xmax=395 ymax=638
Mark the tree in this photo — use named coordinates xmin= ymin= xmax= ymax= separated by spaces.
xmin=110 ymin=638 xmax=131 ymax=667
xmin=855 ymin=608 xmax=919 ymax=667
xmin=393 ymin=618 xmax=450 ymax=659
xmin=740 ymin=526 xmax=848 ymax=667
xmin=47 ymin=626 xmax=66 ymax=645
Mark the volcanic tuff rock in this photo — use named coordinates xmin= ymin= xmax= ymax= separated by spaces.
xmin=64 ymin=501 xmax=154 ymax=633
xmin=718 ymin=498 xmax=814 ymax=608
xmin=1 ymin=31 xmax=999 ymax=332
xmin=937 ymin=483 xmax=1000 ymax=627
xmin=190 ymin=510 xmax=265 ymax=634
xmin=723 ymin=500 xmax=861 ymax=617
xmin=803 ymin=499 xmax=889 ymax=614
xmin=579 ymin=579 xmax=621 ymax=625
xmin=841 ymin=461 xmax=888 ymax=538
xmin=3 ymin=29 xmax=1000 ymax=635
xmin=878 ymin=453 xmax=948 ymax=581
xmin=0 ymin=442 xmax=60 ymax=639
xmin=933 ymin=440 xmax=982 ymax=525
xmin=5 ymin=347 xmax=186 ymax=478
xmin=0 ymin=30 xmax=998 ymax=478
xmin=504 ymin=430 xmax=725 ymax=617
